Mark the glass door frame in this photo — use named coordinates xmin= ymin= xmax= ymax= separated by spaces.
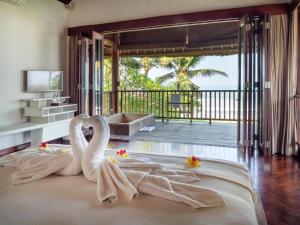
xmin=237 ymin=15 xmax=265 ymax=155
xmin=89 ymin=31 xmax=104 ymax=116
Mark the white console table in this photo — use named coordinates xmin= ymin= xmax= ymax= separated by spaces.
xmin=0 ymin=119 xmax=71 ymax=148
xmin=0 ymin=97 xmax=77 ymax=150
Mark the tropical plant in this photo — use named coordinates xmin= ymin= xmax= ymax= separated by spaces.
xmin=157 ymin=56 xmax=228 ymax=90
xmin=139 ymin=57 xmax=160 ymax=76
xmin=104 ymin=58 xmax=112 ymax=91
xmin=118 ymin=57 xmax=165 ymax=90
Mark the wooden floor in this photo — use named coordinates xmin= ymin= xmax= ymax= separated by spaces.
xmin=109 ymin=140 xmax=300 ymax=225
xmin=111 ymin=121 xmax=237 ymax=148
xmin=248 ymin=155 xmax=300 ymax=225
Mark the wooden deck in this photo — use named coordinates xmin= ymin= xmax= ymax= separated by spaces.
xmin=110 ymin=121 xmax=237 ymax=148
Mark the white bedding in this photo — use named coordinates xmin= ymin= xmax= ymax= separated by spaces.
xmin=0 ymin=148 xmax=267 ymax=225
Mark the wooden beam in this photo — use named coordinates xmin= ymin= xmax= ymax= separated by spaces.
xmin=68 ymin=4 xmax=289 ymax=35
xmin=290 ymin=0 xmax=300 ymax=12
xmin=118 ymin=42 xmax=185 ymax=51
xmin=118 ymin=46 xmax=238 ymax=57
xmin=117 ymin=38 xmax=238 ymax=51
xmin=112 ymin=34 xmax=119 ymax=113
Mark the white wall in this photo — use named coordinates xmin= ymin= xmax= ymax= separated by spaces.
xmin=0 ymin=0 xmax=68 ymax=149
xmin=67 ymin=0 xmax=289 ymax=27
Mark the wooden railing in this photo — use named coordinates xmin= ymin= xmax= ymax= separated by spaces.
xmin=103 ymin=90 xmax=239 ymax=122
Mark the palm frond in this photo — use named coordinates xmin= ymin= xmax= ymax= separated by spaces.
xmin=190 ymin=82 xmax=200 ymax=90
xmin=159 ymin=57 xmax=178 ymax=70
xmin=156 ymin=72 xmax=176 ymax=84
xmin=187 ymin=69 xmax=228 ymax=78
xmin=120 ymin=57 xmax=142 ymax=70
xmin=184 ymin=56 xmax=204 ymax=70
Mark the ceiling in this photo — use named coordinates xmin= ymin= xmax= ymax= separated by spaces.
xmin=67 ymin=0 xmax=290 ymax=27
xmin=104 ymin=21 xmax=239 ymax=57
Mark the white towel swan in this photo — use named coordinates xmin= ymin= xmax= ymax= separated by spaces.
xmin=0 ymin=114 xmax=225 ymax=208
xmin=5 ymin=114 xmax=89 ymax=184
xmin=81 ymin=115 xmax=225 ymax=208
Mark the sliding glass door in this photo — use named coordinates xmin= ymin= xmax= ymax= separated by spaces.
xmin=72 ymin=31 xmax=104 ymax=116
xmin=90 ymin=31 xmax=104 ymax=116
xmin=238 ymin=16 xmax=265 ymax=155
xmin=76 ymin=33 xmax=90 ymax=115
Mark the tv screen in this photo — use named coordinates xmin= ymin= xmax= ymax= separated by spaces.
xmin=25 ymin=71 xmax=63 ymax=92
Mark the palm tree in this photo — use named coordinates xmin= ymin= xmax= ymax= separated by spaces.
xmin=120 ymin=57 xmax=160 ymax=76
xmin=139 ymin=57 xmax=160 ymax=76
xmin=156 ymin=56 xmax=228 ymax=90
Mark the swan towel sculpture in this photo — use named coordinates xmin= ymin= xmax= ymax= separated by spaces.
xmin=0 ymin=115 xmax=226 ymax=208
xmin=81 ymin=116 xmax=225 ymax=208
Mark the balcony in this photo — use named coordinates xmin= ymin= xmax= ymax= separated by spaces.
xmin=103 ymin=89 xmax=238 ymax=148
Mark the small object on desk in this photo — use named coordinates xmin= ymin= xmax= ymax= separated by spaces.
xmin=139 ymin=126 xmax=155 ymax=132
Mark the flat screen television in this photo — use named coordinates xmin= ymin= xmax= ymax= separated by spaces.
xmin=25 ymin=71 xmax=63 ymax=92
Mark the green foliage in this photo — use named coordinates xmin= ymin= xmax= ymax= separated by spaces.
xmin=104 ymin=56 xmax=227 ymax=91
xmin=104 ymin=58 xmax=112 ymax=91
xmin=119 ymin=57 xmax=170 ymax=90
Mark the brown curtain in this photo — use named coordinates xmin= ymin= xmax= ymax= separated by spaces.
xmin=296 ymin=7 xmax=300 ymax=152
xmin=269 ymin=10 xmax=300 ymax=156
xmin=269 ymin=15 xmax=289 ymax=155
xmin=68 ymin=35 xmax=80 ymax=113
xmin=286 ymin=7 xmax=300 ymax=156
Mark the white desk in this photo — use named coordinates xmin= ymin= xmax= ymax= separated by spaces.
xmin=0 ymin=119 xmax=71 ymax=149
xmin=0 ymin=123 xmax=45 ymax=137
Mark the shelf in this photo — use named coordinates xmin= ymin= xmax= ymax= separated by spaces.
xmin=0 ymin=119 xmax=72 ymax=137
xmin=30 ymin=111 xmax=75 ymax=123
xmin=24 ymin=104 xmax=77 ymax=117
xmin=22 ymin=96 xmax=72 ymax=108
xmin=20 ymin=98 xmax=77 ymax=127
xmin=43 ymin=104 xmax=77 ymax=109
xmin=22 ymin=96 xmax=70 ymax=101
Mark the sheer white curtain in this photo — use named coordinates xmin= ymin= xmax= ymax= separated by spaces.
xmin=269 ymin=15 xmax=289 ymax=155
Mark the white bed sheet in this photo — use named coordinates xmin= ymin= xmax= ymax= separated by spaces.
xmin=0 ymin=149 xmax=266 ymax=225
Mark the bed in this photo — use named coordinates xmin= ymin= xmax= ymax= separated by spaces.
xmin=0 ymin=147 xmax=267 ymax=225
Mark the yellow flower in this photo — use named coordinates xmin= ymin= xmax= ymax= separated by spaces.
xmin=185 ymin=156 xmax=201 ymax=168
xmin=108 ymin=156 xmax=119 ymax=164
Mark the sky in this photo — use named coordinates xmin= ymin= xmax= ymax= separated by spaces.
xmin=148 ymin=54 xmax=238 ymax=90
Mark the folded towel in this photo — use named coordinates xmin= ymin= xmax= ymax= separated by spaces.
xmin=138 ymin=174 xmax=225 ymax=208
xmin=97 ymin=159 xmax=140 ymax=204
xmin=11 ymin=152 xmax=72 ymax=185
xmin=2 ymin=115 xmax=89 ymax=184
xmin=96 ymin=158 xmax=225 ymax=208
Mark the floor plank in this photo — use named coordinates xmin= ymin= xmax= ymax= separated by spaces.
xmin=109 ymin=140 xmax=300 ymax=225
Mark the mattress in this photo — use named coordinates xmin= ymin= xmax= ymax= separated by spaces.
xmin=0 ymin=149 xmax=267 ymax=225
